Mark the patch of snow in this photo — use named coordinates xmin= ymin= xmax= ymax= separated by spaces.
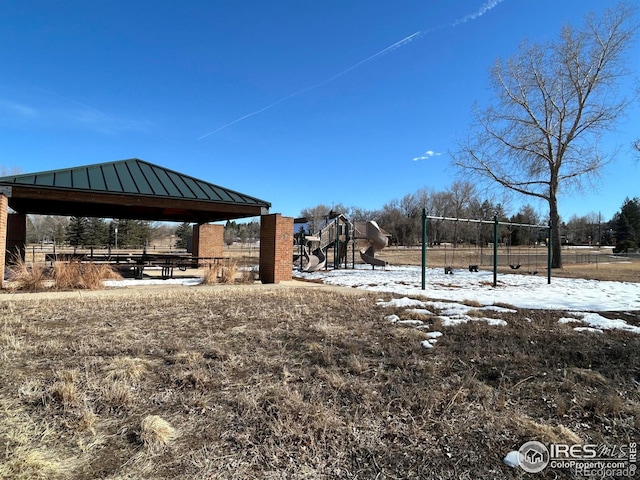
xmin=560 ymin=312 xmax=640 ymax=334
xmin=425 ymin=331 xmax=443 ymax=339
xmin=406 ymin=308 xmax=434 ymax=316
xmin=397 ymin=319 xmax=424 ymax=326
xmin=384 ymin=314 xmax=399 ymax=324
xmin=574 ymin=327 xmax=604 ymax=333
xmin=104 ymin=278 xmax=203 ymax=287
xmin=377 ymin=297 xmax=428 ymax=308
xmin=481 ymin=305 xmax=517 ymax=313
xmin=440 ymin=316 xmax=508 ymax=327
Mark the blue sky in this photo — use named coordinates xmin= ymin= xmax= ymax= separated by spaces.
xmin=1 ymin=0 xmax=638 ymax=223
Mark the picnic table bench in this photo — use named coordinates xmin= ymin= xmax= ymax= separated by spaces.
xmin=44 ymin=253 xmax=229 ymax=279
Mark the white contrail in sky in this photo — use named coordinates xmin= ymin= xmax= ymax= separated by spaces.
xmin=199 ymin=0 xmax=506 ymax=139
xmin=451 ymin=0 xmax=504 ymax=26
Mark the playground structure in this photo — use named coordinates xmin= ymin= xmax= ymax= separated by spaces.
xmin=294 ymin=215 xmax=390 ymax=272
xmin=420 ymin=211 xmax=552 ymax=288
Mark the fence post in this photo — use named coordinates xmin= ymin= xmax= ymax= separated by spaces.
xmin=421 ymin=208 xmax=427 ymax=290
xmin=493 ymin=216 xmax=499 ymax=287
xmin=548 ymin=221 xmax=552 ymax=285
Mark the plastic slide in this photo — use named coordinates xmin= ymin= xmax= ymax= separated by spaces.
xmin=360 ymin=220 xmax=389 ymax=267
xmin=303 ymin=247 xmax=326 ymax=272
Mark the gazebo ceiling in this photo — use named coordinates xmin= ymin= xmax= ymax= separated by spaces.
xmin=0 ymin=158 xmax=270 ymax=223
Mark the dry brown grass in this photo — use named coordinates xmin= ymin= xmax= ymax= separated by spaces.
xmin=53 ymin=262 xmax=122 ymax=290
xmin=200 ymin=262 xmax=222 ymax=285
xmin=6 ymin=258 xmax=49 ymax=292
xmin=139 ymin=415 xmax=178 ymax=452
xmin=1 ymin=286 xmax=639 ymax=478
xmin=219 ymin=260 xmax=237 ymax=284
xmin=199 ymin=260 xmax=256 ymax=285
xmin=6 ymin=260 xmax=122 ymax=292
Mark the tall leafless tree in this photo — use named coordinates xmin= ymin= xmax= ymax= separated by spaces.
xmin=454 ymin=3 xmax=637 ymax=267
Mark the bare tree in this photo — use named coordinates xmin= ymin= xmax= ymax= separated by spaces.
xmin=454 ymin=3 xmax=637 ymax=267
xmin=299 ymin=203 xmax=347 ymax=234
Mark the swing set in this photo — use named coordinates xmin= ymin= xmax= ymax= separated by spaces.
xmin=419 ymin=210 xmax=552 ymax=288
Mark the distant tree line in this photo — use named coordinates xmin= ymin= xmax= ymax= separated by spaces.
xmin=299 ymin=183 xmax=639 ymax=252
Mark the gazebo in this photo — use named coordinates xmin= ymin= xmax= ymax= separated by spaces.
xmin=0 ymin=158 xmax=293 ymax=287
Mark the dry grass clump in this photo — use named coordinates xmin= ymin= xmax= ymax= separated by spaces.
xmin=238 ymin=266 xmax=258 ymax=284
xmin=6 ymin=258 xmax=49 ymax=292
xmin=1 ymin=287 xmax=639 ymax=478
xmin=219 ymin=260 xmax=237 ymax=284
xmin=200 ymin=262 xmax=222 ymax=285
xmin=6 ymin=259 xmax=121 ymax=291
xmin=200 ymin=260 xmax=256 ymax=285
xmin=138 ymin=415 xmax=177 ymax=452
xmin=53 ymin=262 xmax=121 ymax=290
xmin=104 ymin=356 xmax=152 ymax=382
xmin=1 ymin=448 xmax=69 ymax=480
xmin=518 ymin=418 xmax=582 ymax=444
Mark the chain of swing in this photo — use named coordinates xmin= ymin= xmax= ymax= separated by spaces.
xmin=506 ymin=224 xmax=540 ymax=275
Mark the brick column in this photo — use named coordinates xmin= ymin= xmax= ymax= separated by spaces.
xmin=0 ymin=195 xmax=8 ymax=289
xmin=7 ymin=213 xmax=27 ymax=263
xmin=259 ymin=213 xmax=293 ymax=284
xmin=192 ymin=224 xmax=224 ymax=259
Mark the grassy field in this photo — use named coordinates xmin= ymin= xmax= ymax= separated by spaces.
xmin=2 ymin=245 xmax=639 ymax=478
xmin=1 ymin=283 xmax=639 ymax=479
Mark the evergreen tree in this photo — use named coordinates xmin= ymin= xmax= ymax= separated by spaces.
xmin=175 ymin=222 xmax=192 ymax=249
xmin=110 ymin=219 xmax=152 ymax=248
xmin=224 ymin=220 xmax=238 ymax=245
xmin=85 ymin=218 xmax=109 ymax=246
xmin=66 ymin=216 xmax=89 ymax=247
xmin=614 ymin=197 xmax=640 ymax=252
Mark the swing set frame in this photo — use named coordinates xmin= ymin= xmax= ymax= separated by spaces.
xmin=420 ymin=210 xmax=552 ymax=288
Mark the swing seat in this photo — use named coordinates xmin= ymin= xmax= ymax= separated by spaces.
xmin=468 ymin=265 xmax=478 ymax=272
xmin=509 ymin=264 xmax=521 ymax=270
xmin=529 ymin=270 xmax=538 ymax=275
xmin=444 ymin=266 xmax=454 ymax=274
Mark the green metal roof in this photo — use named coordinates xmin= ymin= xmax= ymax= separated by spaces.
xmin=0 ymin=158 xmax=270 ymax=207
xmin=0 ymin=159 xmax=270 ymax=222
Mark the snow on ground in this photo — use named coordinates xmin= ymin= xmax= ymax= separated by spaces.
xmin=104 ymin=277 xmax=202 ymax=287
xmin=296 ymin=265 xmax=640 ymax=312
xmin=297 ymin=265 xmax=640 ymax=336
xmin=559 ymin=312 xmax=640 ymax=334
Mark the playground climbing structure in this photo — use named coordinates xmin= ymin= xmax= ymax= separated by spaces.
xmin=295 ymin=215 xmax=390 ymax=272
